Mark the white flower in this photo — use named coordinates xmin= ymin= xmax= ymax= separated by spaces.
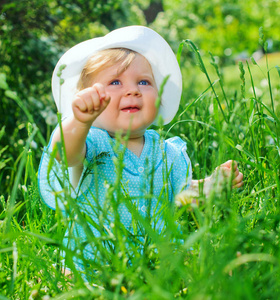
xmin=41 ymin=110 xmax=48 ymax=118
xmin=30 ymin=141 xmax=38 ymax=149
xmin=46 ymin=112 xmax=57 ymax=126
xmin=268 ymin=137 xmax=275 ymax=145
xmin=224 ymin=48 xmax=232 ymax=56
xmin=209 ymin=103 xmax=214 ymax=114
xmin=21 ymin=185 xmax=27 ymax=192
xmin=212 ymin=141 xmax=218 ymax=148
xmin=249 ymin=86 xmax=262 ymax=98
xmin=260 ymin=79 xmax=268 ymax=88
xmin=175 ymin=190 xmax=199 ymax=207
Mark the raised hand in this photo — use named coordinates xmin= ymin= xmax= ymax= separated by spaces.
xmin=72 ymin=83 xmax=111 ymax=125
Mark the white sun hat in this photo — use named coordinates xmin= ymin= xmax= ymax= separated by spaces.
xmin=52 ymin=25 xmax=182 ymax=125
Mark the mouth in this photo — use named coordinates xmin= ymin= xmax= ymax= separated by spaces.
xmin=121 ymin=106 xmax=140 ymax=113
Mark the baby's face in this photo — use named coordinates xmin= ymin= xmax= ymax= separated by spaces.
xmin=92 ymin=54 xmax=158 ymax=138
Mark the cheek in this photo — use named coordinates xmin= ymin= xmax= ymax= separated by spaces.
xmin=149 ymin=92 xmax=158 ymax=110
xmin=146 ymin=103 xmax=158 ymax=120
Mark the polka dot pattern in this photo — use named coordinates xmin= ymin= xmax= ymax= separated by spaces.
xmin=38 ymin=127 xmax=192 ymax=266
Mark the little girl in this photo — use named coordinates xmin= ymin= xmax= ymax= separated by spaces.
xmin=38 ymin=26 xmax=243 ymax=273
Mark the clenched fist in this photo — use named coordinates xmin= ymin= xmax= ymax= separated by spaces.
xmin=72 ymin=83 xmax=111 ymax=125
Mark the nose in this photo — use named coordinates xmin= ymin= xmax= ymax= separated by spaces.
xmin=125 ymin=83 xmax=142 ymax=97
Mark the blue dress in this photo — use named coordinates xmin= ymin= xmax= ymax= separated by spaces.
xmin=38 ymin=127 xmax=192 ymax=270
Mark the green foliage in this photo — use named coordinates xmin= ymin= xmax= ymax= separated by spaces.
xmin=0 ymin=35 xmax=280 ymax=298
xmin=0 ymin=0 xmax=130 ymax=197
xmin=1 ymin=1 xmax=280 ymax=298
xmin=153 ymin=0 xmax=280 ymax=61
xmin=1 ymin=0 xmax=279 ymax=196
xmin=0 ymin=127 xmax=11 ymax=172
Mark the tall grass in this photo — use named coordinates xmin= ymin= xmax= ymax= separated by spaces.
xmin=0 ymin=35 xmax=279 ymax=299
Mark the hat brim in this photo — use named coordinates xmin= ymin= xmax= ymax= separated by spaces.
xmin=52 ymin=25 xmax=182 ymax=125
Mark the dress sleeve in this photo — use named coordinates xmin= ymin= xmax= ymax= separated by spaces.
xmin=37 ymin=128 xmax=68 ymax=210
xmin=165 ymin=136 xmax=192 ymax=196
xmin=37 ymin=127 xmax=94 ymax=211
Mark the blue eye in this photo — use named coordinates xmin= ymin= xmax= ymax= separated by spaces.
xmin=139 ymin=80 xmax=149 ymax=86
xmin=110 ymin=80 xmax=121 ymax=85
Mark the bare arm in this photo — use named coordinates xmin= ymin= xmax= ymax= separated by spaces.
xmin=51 ymin=83 xmax=110 ymax=167
xmin=51 ymin=117 xmax=91 ymax=166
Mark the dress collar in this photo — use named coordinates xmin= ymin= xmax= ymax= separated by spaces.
xmin=93 ymin=128 xmax=163 ymax=176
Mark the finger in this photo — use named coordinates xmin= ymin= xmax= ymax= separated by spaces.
xmin=222 ymin=160 xmax=238 ymax=171
xmin=233 ymin=172 xmax=243 ymax=185
xmin=220 ymin=160 xmax=232 ymax=169
xmin=233 ymin=181 xmax=244 ymax=188
xmin=81 ymin=86 xmax=103 ymax=112
xmin=233 ymin=168 xmax=240 ymax=178
xmin=93 ymin=83 xmax=107 ymax=102
xmin=93 ymin=83 xmax=111 ymax=111
xmin=74 ymin=88 xmax=94 ymax=113
xmin=229 ymin=160 xmax=237 ymax=171
xmin=101 ymin=93 xmax=111 ymax=109
xmin=219 ymin=167 xmax=231 ymax=177
xmin=219 ymin=167 xmax=241 ymax=183
xmin=89 ymin=90 xmax=102 ymax=111
xmin=73 ymin=96 xmax=87 ymax=112
xmin=91 ymin=83 xmax=112 ymax=112
xmin=80 ymin=86 xmax=102 ymax=112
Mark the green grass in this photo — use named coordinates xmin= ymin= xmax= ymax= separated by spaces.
xmin=0 ymin=40 xmax=280 ymax=299
xmin=181 ymin=51 xmax=280 ymax=113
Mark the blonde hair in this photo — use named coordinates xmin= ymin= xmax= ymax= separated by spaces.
xmin=77 ymin=48 xmax=137 ymax=90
